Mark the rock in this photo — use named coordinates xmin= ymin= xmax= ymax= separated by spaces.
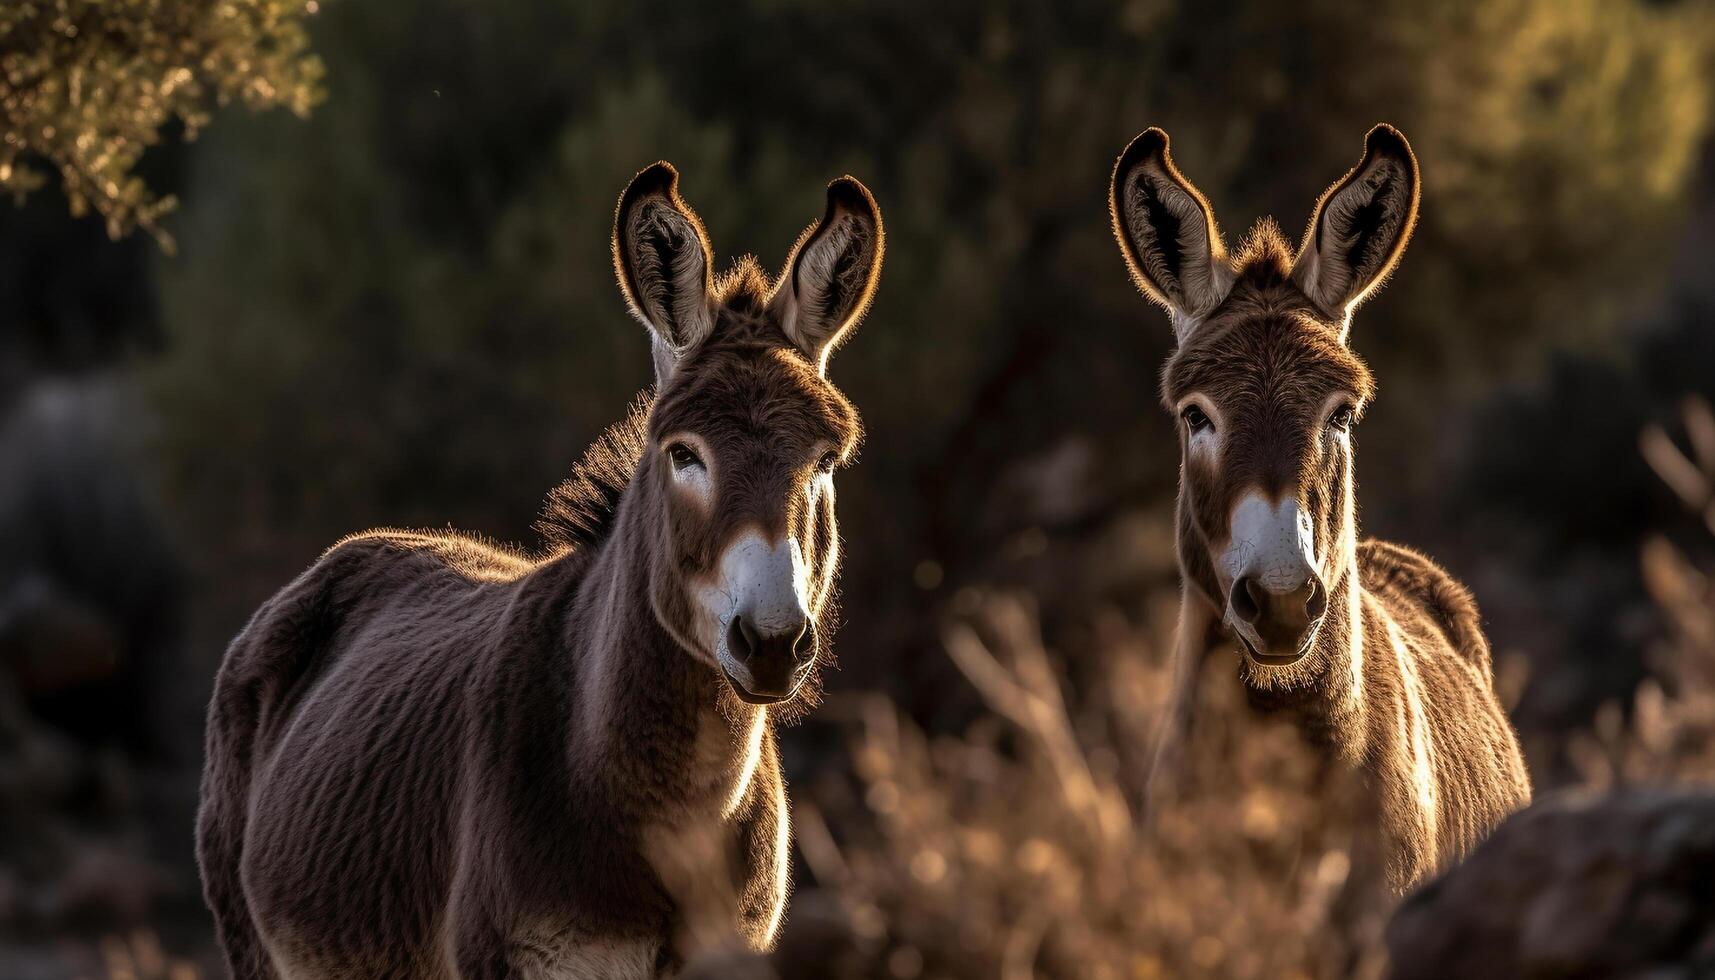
xmin=1387 ymin=788 xmax=1715 ymax=979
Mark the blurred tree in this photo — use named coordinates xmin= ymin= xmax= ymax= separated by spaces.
xmin=0 ymin=0 xmax=326 ymax=249
xmin=147 ymin=0 xmax=1715 ymax=703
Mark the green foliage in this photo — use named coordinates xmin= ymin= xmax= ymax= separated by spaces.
xmin=145 ymin=0 xmax=1715 ymax=648
xmin=1395 ymin=0 xmax=1712 ymax=366
xmin=150 ymin=71 xmax=814 ymax=556
xmin=0 ymin=0 xmax=326 ymax=248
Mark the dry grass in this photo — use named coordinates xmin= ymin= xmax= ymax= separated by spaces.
xmin=777 ymin=399 xmax=1715 ymax=980
xmin=29 ymin=929 xmax=201 ymax=980
xmin=1573 ymin=397 xmax=1715 ymax=787
xmin=48 ymin=401 xmax=1715 ymax=980
xmin=788 ymin=591 xmax=1390 ymax=980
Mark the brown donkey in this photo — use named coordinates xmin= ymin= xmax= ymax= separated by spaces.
xmin=1110 ymin=125 xmax=1530 ymax=889
xmin=196 ymin=164 xmax=883 ymax=977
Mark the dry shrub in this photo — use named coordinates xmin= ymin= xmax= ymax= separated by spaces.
xmin=785 ymin=400 xmax=1715 ymax=980
xmin=90 ymin=930 xmax=198 ymax=980
xmin=1572 ymin=397 xmax=1715 ymax=786
xmin=789 ymin=592 xmax=1390 ymax=980
xmin=61 ymin=403 xmax=1715 ymax=979
xmin=12 ymin=928 xmax=201 ymax=980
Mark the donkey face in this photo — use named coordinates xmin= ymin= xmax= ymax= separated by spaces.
xmin=614 ymin=164 xmax=881 ymax=704
xmin=1112 ymin=126 xmax=1417 ymax=676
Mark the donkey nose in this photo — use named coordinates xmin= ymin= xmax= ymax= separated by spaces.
xmin=790 ymin=621 xmax=816 ymax=664
xmin=1231 ymin=576 xmax=1267 ymax=626
xmin=1231 ymin=576 xmax=1324 ymax=626
xmin=1230 ymin=575 xmax=1326 ymax=656
xmin=728 ymin=613 xmax=811 ymax=663
xmin=725 ymin=611 xmax=812 ymax=702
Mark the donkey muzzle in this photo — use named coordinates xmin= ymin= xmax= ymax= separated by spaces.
xmin=705 ymin=530 xmax=816 ymax=704
xmin=1220 ymin=493 xmax=1326 ymax=665
xmin=1230 ymin=574 xmax=1327 ymax=664
xmin=722 ymin=613 xmax=814 ymax=704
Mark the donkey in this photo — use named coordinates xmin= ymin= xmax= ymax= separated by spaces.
xmin=196 ymin=163 xmax=884 ymax=978
xmin=1110 ymin=124 xmax=1530 ymax=890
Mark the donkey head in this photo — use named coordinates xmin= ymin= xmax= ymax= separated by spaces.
xmin=1111 ymin=126 xmax=1418 ymax=680
xmin=613 ymin=163 xmax=882 ymax=705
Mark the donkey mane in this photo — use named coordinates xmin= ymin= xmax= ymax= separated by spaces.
xmin=535 ymin=393 xmax=652 ymax=554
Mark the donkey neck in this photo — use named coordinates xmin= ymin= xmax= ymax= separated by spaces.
xmin=1220 ymin=574 xmax=1366 ymax=761
xmin=565 ymin=483 xmax=768 ymax=816
xmin=1287 ymin=556 xmax=1367 ymax=753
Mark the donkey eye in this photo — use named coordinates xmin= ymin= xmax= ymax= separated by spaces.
xmin=1328 ymin=405 xmax=1356 ymax=431
xmin=817 ymin=451 xmax=840 ymax=474
xmin=1181 ymin=404 xmax=1213 ymax=434
xmin=666 ymin=442 xmax=704 ymax=470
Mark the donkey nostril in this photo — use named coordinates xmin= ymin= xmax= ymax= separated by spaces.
xmin=790 ymin=621 xmax=815 ymax=664
xmin=1232 ymin=577 xmax=1265 ymax=624
xmin=729 ymin=615 xmax=760 ymax=660
xmin=1305 ymin=579 xmax=1328 ymax=621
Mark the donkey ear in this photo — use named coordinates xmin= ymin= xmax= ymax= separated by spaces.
xmin=1110 ymin=128 xmax=1231 ymax=344
xmin=613 ymin=162 xmax=716 ymax=381
xmin=1292 ymin=125 xmax=1420 ymax=336
xmin=771 ymin=176 xmax=884 ymax=373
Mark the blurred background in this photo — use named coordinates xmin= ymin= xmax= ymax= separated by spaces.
xmin=3 ymin=0 xmax=1715 ymax=976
